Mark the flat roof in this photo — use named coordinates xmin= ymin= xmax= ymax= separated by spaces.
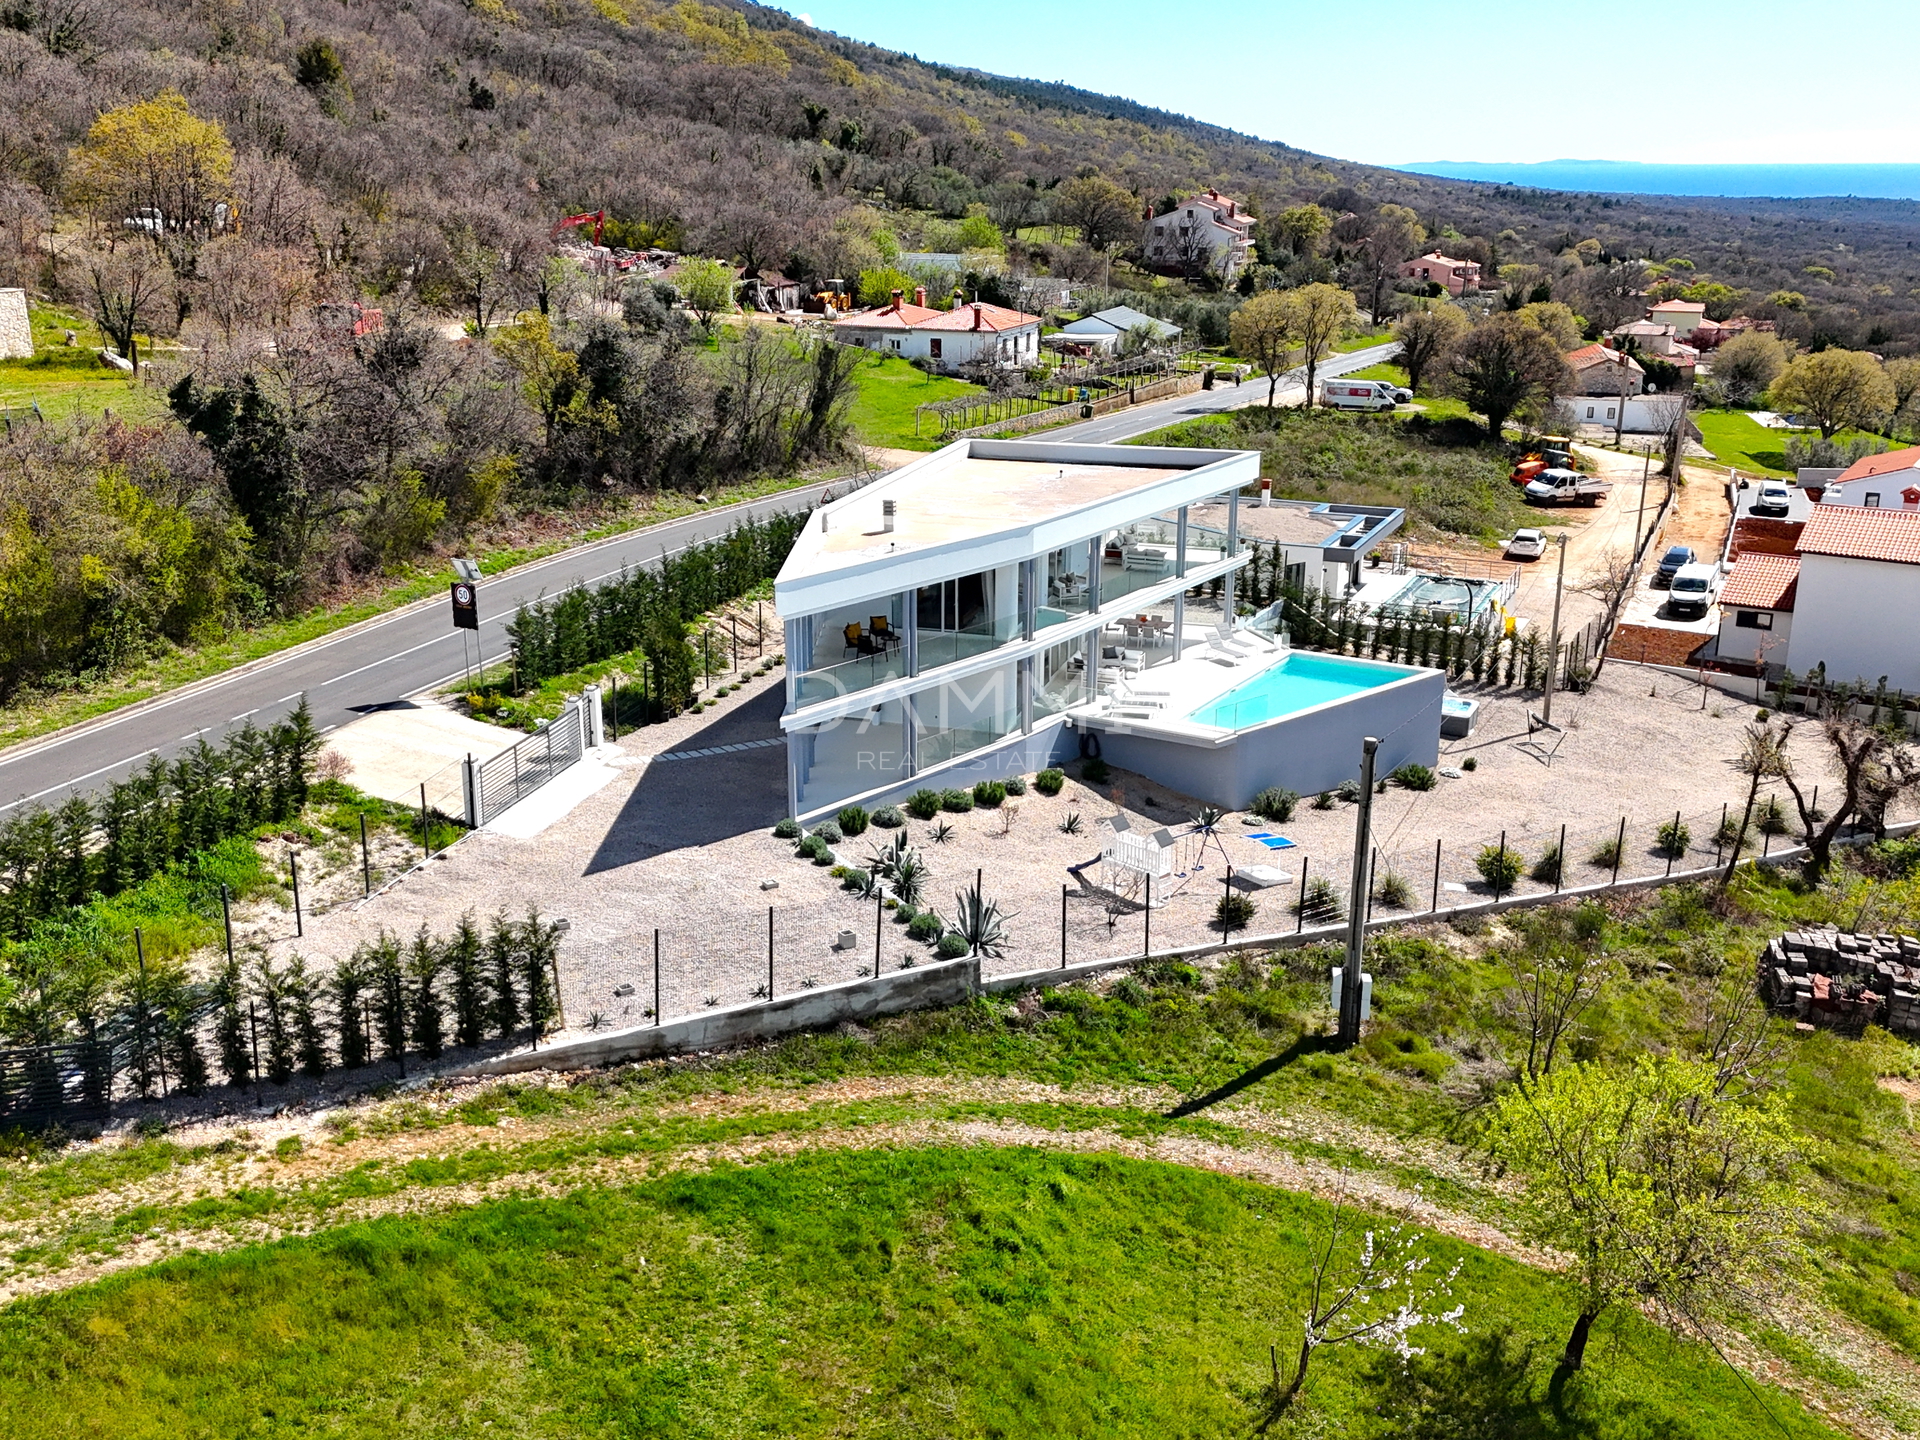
xmin=776 ymin=438 xmax=1258 ymax=615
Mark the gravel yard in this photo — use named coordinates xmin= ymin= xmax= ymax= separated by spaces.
xmin=240 ymin=656 xmax=1870 ymax=1048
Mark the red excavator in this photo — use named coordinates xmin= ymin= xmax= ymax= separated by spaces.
xmin=550 ymin=209 xmax=606 ymax=246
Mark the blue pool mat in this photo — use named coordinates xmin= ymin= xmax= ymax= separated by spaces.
xmin=1243 ymin=833 xmax=1298 ymax=850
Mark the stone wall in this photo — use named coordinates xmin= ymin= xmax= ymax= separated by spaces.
xmin=0 ymin=289 xmax=29 ymax=360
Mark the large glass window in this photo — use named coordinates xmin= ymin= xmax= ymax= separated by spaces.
xmin=792 ymin=595 xmax=906 ymax=706
xmin=913 ymin=663 xmax=1019 ymax=769
xmin=1098 ymin=518 xmax=1182 ymax=607
xmin=1036 ymin=542 xmax=1094 ymax=632
xmin=792 ymin=700 xmax=909 ymax=815
xmin=1034 ymin=636 xmax=1090 ymax=718
xmin=917 ymin=568 xmax=1016 ymax=672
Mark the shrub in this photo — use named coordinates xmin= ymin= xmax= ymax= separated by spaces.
xmin=936 ymin=932 xmax=971 ymax=959
xmin=1391 ymin=763 xmax=1436 ymax=791
xmin=1714 ymin=810 xmax=1743 ymax=847
xmin=1081 ymin=757 xmax=1111 ymax=783
xmin=1589 ymin=835 xmax=1624 ymax=869
xmin=1058 ymin=811 xmax=1084 ymax=835
xmin=1655 ymin=817 xmax=1691 ymax=859
xmin=772 ymin=817 xmax=800 ymax=839
xmin=972 ymin=779 xmax=1007 ymax=809
xmin=1335 ymin=778 xmax=1361 ymax=803
xmin=940 ymin=788 xmax=973 ymax=813
xmin=1312 ymin=791 xmax=1336 ymax=810
xmin=812 ymin=821 xmax=843 ymax=844
xmin=1755 ymin=707 xmax=1771 ymax=721
xmin=1475 ymin=842 xmax=1523 ymax=894
xmin=871 ymin=805 xmax=905 ymax=829
xmin=928 ymin=820 xmax=955 ymax=844
xmin=1373 ymin=870 xmax=1414 ymax=908
xmin=1461 ymin=756 xmax=1478 ymax=772
xmin=1005 ymin=775 xmax=1028 ymax=796
xmin=1293 ymin=876 xmax=1344 ymax=921
xmin=840 ymin=867 xmax=869 ymax=892
xmin=836 ymin=805 xmax=870 ymax=836
xmin=1571 ymin=902 xmax=1608 ymax=944
xmin=1524 ymin=840 xmax=1562 ymax=884
xmin=905 ymin=789 xmax=943 ymax=820
xmin=1034 ymin=768 xmax=1066 ymax=795
xmin=1251 ymin=787 xmax=1298 ymax=822
xmin=906 ymin=911 xmax=945 ymax=942
xmin=1214 ymin=892 xmax=1258 ymax=932
xmin=794 ymin=834 xmax=831 ymax=862
xmin=1757 ymin=796 xmax=1789 ymax=835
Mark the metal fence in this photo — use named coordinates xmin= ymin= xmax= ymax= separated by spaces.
xmin=0 ymin=1037 xmax=113 ymax=1128
xmin=466 ymin=694 xmax=590 ymax=827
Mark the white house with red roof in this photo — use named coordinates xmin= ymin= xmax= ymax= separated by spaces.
xmin=1142 ymin=190 xmax=1256 ymax=281
xmin=1814 ymin=446 xmax=1920 ymax=510
xmin=1566 ymin=342 xmax=1645 ymax=396
xmin=831 ymin=289 xmax=1041 ymax=374
xmin=1647 ymin=298 xmax=1708 ymax=337
xmin=1780 ymin=505 xmax=1920 ymax=688
xmin=1715 ymin=551 xmax=1798 ymax=667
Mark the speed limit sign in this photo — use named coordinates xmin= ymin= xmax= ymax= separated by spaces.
xmin=451 ymin=582 xmax=479 ymax=631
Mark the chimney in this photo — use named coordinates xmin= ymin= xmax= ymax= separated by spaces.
xmin=971 ymin=303 xmax=982 ymax=331
xmin=882 ymin=499 xmax=896 ymax=533
xmin=890 ymin=288 xmax=904 ymax=311
xmin=913 ymin=286 xmax=926 ymax=307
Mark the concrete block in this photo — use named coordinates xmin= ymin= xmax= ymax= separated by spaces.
xmin=460 ymin=955 xmax=979 ymax=1075
xmin=0 ymin=289 xmax=27 ymax=360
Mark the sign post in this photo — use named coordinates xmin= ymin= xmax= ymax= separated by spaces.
xmin=451 ymin=559 xmax=481 ymax=687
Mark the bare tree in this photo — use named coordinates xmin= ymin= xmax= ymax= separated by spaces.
xmin=1775 ymin=714 xmax=1920 ymax=876
xmin=1723 ymin=721 xmax=1788 ymax=885
xmin=1693 ymin=976 xmax=1786 ymax=1100
xmin=1575 ymin=550 xmax=1640 ymax=680
xmin=86 ymin=245 xmax=170 ymax=365
xmin=1504 ymin=952 xmax=1611 ymax=1086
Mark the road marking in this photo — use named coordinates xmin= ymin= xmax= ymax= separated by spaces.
xmin=322 ymin=631 xmax=462 ymax=686
xmin=230 ymin=710 xmax=256 ymax=723
xmin=274 ymin=692 xmax=304 ymax=705
xmin=0 ymin=749 xmax=160 ymax=814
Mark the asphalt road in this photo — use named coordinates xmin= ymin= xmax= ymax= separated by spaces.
xmin=0 ymin=340 xmax=1403 ymax=814
xmin=0 ymin=483 xmax=836 ymax=816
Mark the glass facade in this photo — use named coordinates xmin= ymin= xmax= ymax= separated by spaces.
xmin=1034 ymin=636 xmax=1090 ymax=718
xmin=917 ymin=567 xmax=1018 ymax=672
xmin=913 ymin=663 xmax=1019 ymax=770
xmin=791 ymin=593 xmax=906 ymax=706
xmin=791 ymin=699 xmax=910 ymax=816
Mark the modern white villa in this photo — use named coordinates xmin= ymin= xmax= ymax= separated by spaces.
xmin=774 ymin=440 xmax=1442 ymax=821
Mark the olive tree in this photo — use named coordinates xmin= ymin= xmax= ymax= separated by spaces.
xmin=1289 ymin=282 xmax=1356 ymax=409
xmin=1447 ymin=313 xmax=1571 ymax=439
xmin=1229 ymin=290 xmax=1298 ymax=408
xmin=1391 ymin=304 xmax=1470 ymax=394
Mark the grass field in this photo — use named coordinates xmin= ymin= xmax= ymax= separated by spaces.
xmin=1691 ymin=409 xmax=1885 ymax=478
xmin=0 ymin=1146 xmax=1845 ymax=1439
xmin=0 ymin=305 xmax=170 ymax=426
xmin=1335 ymin=330 xmax=1396 ymax=353
xmin=846 ymin=350 xmax=986 ymax=450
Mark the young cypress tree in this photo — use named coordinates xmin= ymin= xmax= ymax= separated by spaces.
xmin=406 ymin=922 xmax=446 ymax=1059
xmin=272 ymin=698 xmax=322 ymax=818
xmin=285 ymin=953 xmax=328 ymax=1079
xmin=156 ymin=964 xmax=210 ymax=1096
xmin=519 ymin=909 xmax=560 ymax=1040
xmin=487 ymin=911 xmax=522 ymax=1039
xmin=215 ymin=956 xmax=252 ymax=1089
xmin=251 ymin=953 xmax=295 ymax=1085
xmin=331 ymin=947 xmax=371 ymax=1069
xmin=446 ymin=910 xmax=488 ymax=1049
xmin=368 ymin=932 xmax=407 ymax=1065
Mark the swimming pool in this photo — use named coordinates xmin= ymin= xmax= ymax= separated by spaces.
xmin=1389 ymin=574 xmax=1501 ymax=620
xmin=1192 ymin=652 xmax=1406 ymax=730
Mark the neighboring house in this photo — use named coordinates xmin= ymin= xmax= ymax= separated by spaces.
xmin=1813 ymin=446 xmax=1920 ymax=509
xmin=1055 ymin=305 xmax=1182 ymax=349
xmin=1398 ymin=250 xmax=1482 ymax=297
xmin=1562 ymin=393 xmax=1693 ymax=435
xmin=1795 ymin=467 xmax=1845 ymax=500
xmin=739 ymin=267 xmax=802 ymax=313
xmin=1141 ymin=190 xmax=1256 ymax=281
xmin=1566 ymin=343 xmax=1645 ymax=396
xmin=1715 ymin=552 xmax=1797 ymax=667
xmin=774 ymin=438 xmax=1261 ymax=819
xmin=1783 ymin=505 xmax=1920 ymax=689
xmin=1610 ymin=320 xmax=1679 ymax=356
xmin=1648 ymin=298 xmax=1708 ymax=337
xmin=831 ymin=290 xmax=1041 ymax=373
xmin=1243 ymin=501 xmax=1405 ymax=598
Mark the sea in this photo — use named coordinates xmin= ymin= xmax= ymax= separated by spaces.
xmin=1393 ymin=160 xmax=1920 ymax=202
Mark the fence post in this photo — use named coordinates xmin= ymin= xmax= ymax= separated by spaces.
xmin=246 ymin=1001 xmax=262 ymax=1105
xmin=873 ymin=897 xmax=882 ymax=978
xmin=1297 ymin=856 xmax=1309 ymax=933
xmin=1061 ymin=883 xmax=1068 ymax=968
xmin=770 ymin=906 xmax=777 ymax=996
xmin=1666 ymin=809 xmax=1680 ymax=877
xmin=221 ymin=884 xmax=235 ymax=968
xmin=289 ymin=850 xmax=302 ymax=937
xmin=1611 ymin=816 xmax=1626 ymax=885
xmin=420 ymin=783 xmax=430 ymax=861
xmin=360 ymin=812 xmax=371 ymax=897
xmin=462 ymin=753 xmax=479 ymax=828
xmin=1432 ymin=839 xmax=1442 ymax=913
xmin=654 ymin=929 xmax=662 ymax=1027
xmin=1495 ymin=830 xmax=1508 ymax=900
xmin=1367 ymin=845 xmax=1378 ymax=922
xmin=609 ymin=678 xmax=619 ymax=742
xmin=1143 ymin=872 xmax=1151 ymax=958
xmin=1716 ymin=802 xmax=1727 ymax=869
xmin=1554 ymin=824 xmax=1566 ymax=892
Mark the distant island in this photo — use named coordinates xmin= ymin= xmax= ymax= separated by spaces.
xmin=1395 ymin=159 xmax=1920 ymax=201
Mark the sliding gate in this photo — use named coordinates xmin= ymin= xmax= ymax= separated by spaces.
xmin=464 ymin=689 xmax=601 ymax=827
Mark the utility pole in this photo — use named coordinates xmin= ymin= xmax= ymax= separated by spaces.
xmin=1542 ymin=533 xmax=1568 ymax=724
xmin=1337 ymin=737 xmax=1380 ymax=1049
xmin=1634 ymin=446 xmax=1651 ymax=557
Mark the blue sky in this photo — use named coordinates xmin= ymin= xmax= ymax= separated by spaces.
xmin=787 ymin=2 xmax=1920 ymax=168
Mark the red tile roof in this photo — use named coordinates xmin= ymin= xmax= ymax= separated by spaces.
xmin=1834 ymin=445 xmax=1920 ymax=483
xmin=833 ymin=298 xmax=1038 ymax=333
xmin=1649 ymin=299 xmax=1707 ymax=314
xmin=1719 ymin=552 xmax=1800 ymax=610
xmin=1566 ymin=342 xmax=1642 ymax=371
xmin=1797 ymin=504 xmax=1920 ymax=566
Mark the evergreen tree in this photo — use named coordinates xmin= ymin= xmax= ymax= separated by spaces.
xmin=487 ymin=911 xmax=522 ymax=1039
xmin=446 ymin=910 xmax=488 ymax=1049
xmin=214 ymin=956 xmax=252 ymax=1089
xmin=406 ymin=923 xmax=446 ymax=1059
xmin=520 ymin=909 xmax=560 ymax=1039
xmin=251 ymin=953 xmax=294 ymax=1084
xmin=368 ymin=931 xmax=407 ymax=1065
xmin=330 ymin=948 xmax=371 ymax=1070
xmin=285 ymin=953 xmax=328 ymax=1078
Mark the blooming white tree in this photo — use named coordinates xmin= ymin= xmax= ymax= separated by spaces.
xmin=1274 ymin=1185 xmax=1467 ymax=1410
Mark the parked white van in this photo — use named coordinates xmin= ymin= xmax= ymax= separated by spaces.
xmin=1321 ymin=379 xmax=1409 ymax=412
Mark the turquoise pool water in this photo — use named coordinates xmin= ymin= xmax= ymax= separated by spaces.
xmin=1191 ymin=652 xmax=1404 ymax=729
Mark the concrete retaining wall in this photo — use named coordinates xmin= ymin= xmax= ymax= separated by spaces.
xmin=462 ymin=955 xmax=980 ymax=1074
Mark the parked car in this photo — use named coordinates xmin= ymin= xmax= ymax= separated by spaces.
xmin=1505 ymin=528 xmax=1548 ymax=560
xmin=1752 ymin=483 xmax=1793 ymax=518
xmin=1321 ymin=379 xmax=1404 ymax=412
xmin=1666 ymin=562 xmax=1719 ymax=619
xmin=1653 ymin=544 xmax=1695 ymax=588
xmin=1523 ymin=469 xmax=1611 ymax=506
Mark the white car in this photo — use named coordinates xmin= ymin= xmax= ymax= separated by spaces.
xmin=1505 ymin=528 xmax=1548 ymax=560
xmin=1667 ymin=562 xmax=1719 ymax=619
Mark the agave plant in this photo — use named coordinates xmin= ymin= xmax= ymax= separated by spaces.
xmin=864 ymin=831 xmax=911 ymax=878
xmin=890 ymin=851 xmax=929 ymax=907
xmin=950 ymin=885 xmax=1016 ymax=959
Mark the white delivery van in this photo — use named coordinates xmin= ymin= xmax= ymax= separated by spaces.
xmin=1321 ymin=379 xmax=1407 ymax=412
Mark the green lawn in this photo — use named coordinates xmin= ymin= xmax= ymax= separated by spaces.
xmin=1691 ymin=409 xmax=1885 ymax=478
xmin=0 ymin=305 xmax=170 ymax=426
xmin=0 ymin=1147 xmax=1843 ymax=1439
xmin=846 ymin=351 xmax=987 ymax=450
xmin=1336 ymin=330 xmax=1397 ymax=353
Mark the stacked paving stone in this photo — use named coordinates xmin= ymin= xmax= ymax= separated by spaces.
xmin=1759 ymin=929 xmax=1920 ymax=1035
